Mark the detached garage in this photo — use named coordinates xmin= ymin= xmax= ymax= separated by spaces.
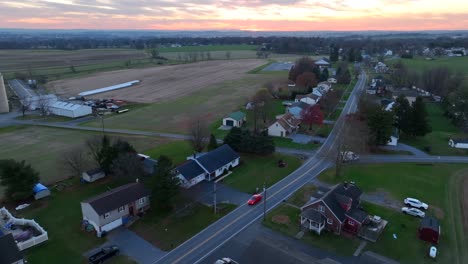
xmin=222 ymin=111 xmax=246 ymax=128
xmin=49 ymin=101 xmax=92 ymax=118
xmin=419 ymin=216 xmax=440 ymax=244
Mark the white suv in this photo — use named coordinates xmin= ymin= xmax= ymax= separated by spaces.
xmin=404 ymin=198 xmax=428 ymax=210
xmin=215 ymin=258 xmax=239 ymax=264
xmin=402 ymin=207 xmax=425 ymax=218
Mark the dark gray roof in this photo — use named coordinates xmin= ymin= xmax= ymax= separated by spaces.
xmin=0 ymin=233 xmax=23 ymax=264
xmin=452 ymin=138 xmax=468 ymax=144
xmin=420 ymin=216 xmax=440 ymax=231
xmin=143 ymin=158 xmax=157 ymax=174
xmin=177 ymin=160 xmax=206 ymax=180
xmin=348 ymin=208 xmax=368 ymax=223
xmin=301 ymin=208 xmax=326 ymax=223
xmin=83 ymin=183 xmax=150 ymax=215
xmin=290 ymin=101 xmax=309 ymax=110
xmin=196 ymin=144 xmax=239 ymax=173
xmin=323 ymin=183 xmax=363 ymax=222
xmin=86 ymin=167 xmax=104 ymax=175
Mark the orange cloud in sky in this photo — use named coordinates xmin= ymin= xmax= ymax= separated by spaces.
xmin=0 ymin=0 xmax=467 ymax=30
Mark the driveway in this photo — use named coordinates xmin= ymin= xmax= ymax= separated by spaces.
xmin=184 ymin=181 xmax=252 ymax=206
xmin=84 ymin=227 xmax=166 ymax=264
xmin=289 ymin=134 xmax=326 ymax=144
xmin=379 ymin=143 xmax=430 ymax=157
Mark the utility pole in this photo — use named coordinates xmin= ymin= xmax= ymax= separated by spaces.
xmin=263 ymin=182 xmax=267 ymax=221
xmin=213 ymin=180 xmax=217 ymax=214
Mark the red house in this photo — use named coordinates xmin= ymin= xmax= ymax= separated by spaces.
xmin=418 ymin=216 xmax=440 ymax=244
xmin=300 ymin=182 xmax=368 ymax=235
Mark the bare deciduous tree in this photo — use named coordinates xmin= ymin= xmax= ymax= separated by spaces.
xmin=18 ymin=95 xmax=32 ymax=117
xmin=37 ymin=95 xmax=51 ymax=115
xmin=86 ymin=136 xmax=103 ymax=166
xmin=61 ymin=147 xmax=89 ymax=177
xmin=188 ymin=118 xmax=209 ymax=153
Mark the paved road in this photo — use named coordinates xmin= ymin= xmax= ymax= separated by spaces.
xmin=359 ymin=154 xmax=468 ymax=164
xmin=151 ymin=72 xmax=368 ymax=264
xmin=379 ymin=143 xmax=430 ymax=157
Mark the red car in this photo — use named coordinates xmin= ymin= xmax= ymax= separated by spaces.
xmin=247 ymin=194 xmax=262 ymax=205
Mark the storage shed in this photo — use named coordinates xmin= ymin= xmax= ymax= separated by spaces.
xmin=418 ymin=216 xmax=440 ymax=244
xmin=49 ymin=101 xmax=92 ymax=118
xmin=33 ymin=183 xmax=50 ymax=200
xmin=81 ymin=168 xmax=106 ymax=183
xmin=222 ymin=111 xmax=246 ymax=128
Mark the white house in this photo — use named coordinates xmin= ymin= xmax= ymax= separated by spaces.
xmin=315 ymin=58 xmax=331 ymax=69
xmin=49 ymin=101 xmax=92 ymax=118
xmin=295 ymin=94 xmax=319 ymax=105
xmin=268 ymin=113 xmax=301 ymax=137
xmin=327 ymin=78 xmax=337 ymax=84
xmin=222 ymin=111 xmax=246 ymax=128
xmin=385 ymin=50 xmax=393 ymax=56
xmin=374 ymin=62 xmax=388 ymax=73
xmin=386 ymin=128 xmax=399 ymax=146
xmin=448 ymin=139 xmax=468 ymax=149
xmin=317 ymin=82 xmax=332 ymax=92
xmin=175 ymin=145 xmax=240 ymax=188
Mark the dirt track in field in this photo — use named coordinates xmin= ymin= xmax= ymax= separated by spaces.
xmin=462 ymin=175 xmax=468 ymax=233
xmin=47 ymin=59 xmax=266 ymax=103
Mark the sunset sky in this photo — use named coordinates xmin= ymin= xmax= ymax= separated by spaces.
xmin=1 ymin=0 xmax=468 ymax=31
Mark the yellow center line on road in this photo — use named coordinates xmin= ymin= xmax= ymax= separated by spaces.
xmin=172 ymin=160 xmax=324 ymax=264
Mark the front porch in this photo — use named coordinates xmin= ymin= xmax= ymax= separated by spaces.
xmin=300 ymin=209 xmax=326 ymax=235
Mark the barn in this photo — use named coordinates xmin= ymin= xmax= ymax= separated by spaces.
xmin=418 ymin=216 xmax=440 ymax=244
xmin=49 ymin=101 xmax=92 ymax=118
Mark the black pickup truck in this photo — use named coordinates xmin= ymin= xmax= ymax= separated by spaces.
xmin=88 ymin=245 xmax=120 ymax=264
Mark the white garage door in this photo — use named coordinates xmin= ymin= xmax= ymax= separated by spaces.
xmin=101 ymin=218 xmax=123 ymax=233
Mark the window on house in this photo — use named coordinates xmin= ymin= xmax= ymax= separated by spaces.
xmin=327 ymin=218 xmax=333 ymax=224
xmin=104 ymin=212 xmax=110 ymax=219
xmin=318 ymin=205 xmax=325 ymax=212
xmin=139 ymin=197 xmax=146 ymax=205
xmin=118 ymin=206 xmax=124 ymax=213
xmin=349 ymin=220 xmax=355 ymax=226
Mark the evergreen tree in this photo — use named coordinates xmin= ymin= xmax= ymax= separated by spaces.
xmin=347 ymin=48 xmax=356 ymax=62
xmin=208 ymin=134 xmax=218 ymax=150
xmin=0 ymin=160 xmax=40 ymax=201
xmin=151 ymin=155 xmax=179 ymax=210
xmin=224 ymin=127 xmax=243 ymax=151
xmin=367 ymin=108 xmax=394 ymax=145
xmin=393 ymin=95 xmax=412 ymax=135
xmin=329 ymin=46 xmax=339 ymax=62
xmin=320 ymin=68 xmax=329 ymax=82
xmin=411 ymin=97 xmax=432 ymax=136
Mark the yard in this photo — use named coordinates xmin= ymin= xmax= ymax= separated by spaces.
xmin=0 ymin=126 xmax=167 ymax=198
xmin=401 ymin=102 xmax=467 ymax=155
xmin=398 ymin=56 xmax=468 ymax=78
xmin=223 ymin=153 xmax=302 ymax=194
xmin=318 ymin=163 xmax=468 ymax=264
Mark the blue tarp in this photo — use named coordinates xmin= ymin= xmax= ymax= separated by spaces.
xmin=33 ymin=183 xmax=48 ymax=194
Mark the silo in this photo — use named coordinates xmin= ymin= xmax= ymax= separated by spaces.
xmin=0 ymin=72 xmax=9 ymax=113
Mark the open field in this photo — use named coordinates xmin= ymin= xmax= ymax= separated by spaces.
xmin=398 ymin=56 xmax=468 ymax=77
xmin=47 ymin=59 xmax=266 ymax=102
xmin=0 ymin=126 xmax=167 ymax=194
xmin=401 ymin=103 xmax=466 ymax=155
xmin=81 ymin=73 xmax=284 ymax=133
xmin=318 ymin=163 xmax=468 ymax=264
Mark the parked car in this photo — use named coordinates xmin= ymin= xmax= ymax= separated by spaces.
xmin=429 ymin=246 xmax=437 ymax=258
xmin=404 ymin=198 xmax=428 ymax=210
xmin=214 ymin=257 xmax=239 ymax=264
xmin=247 ymin=194 xmax=262 ymax=205
xmin=341 ymin=151 xmax=359 ymax=162
xmin=88 ymin=245 xmax=119 ymax=264
xmin=402 ymin=207 xmax=425 ymax=218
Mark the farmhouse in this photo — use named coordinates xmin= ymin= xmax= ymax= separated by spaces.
xmin=268 ymin=113 xmax=301 ymax=137
xmin=175 ymin=144 xmax=240 ymax=188
xmin=0 ymin=234 xmax=24 ymax=264
xmin=81 ymin=168 xmax=106 ymax=183
xmin=448 ymin=138 xmax=468 ymax=149
xmin=33 ymin=183 xmax=50 ymax=200
xmin=80 ymin=182 xmax=150 ymax=237
xmin=49 ymin=101 xmax=92 ymax=118
xmin=418 ymin=216 xmax=440 ymax=244
xmin=300 ymin=182 xmax=387 ymax=241
xmin=222 ymin=111 xmax=246 ymax=128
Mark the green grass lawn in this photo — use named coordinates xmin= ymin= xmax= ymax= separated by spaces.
xmin=223 ymin=153 xmax=302 ymax=193
xmin=398 ymin=56 xmax=468 ymax=78
xmin=144 ymin=140 xmax=193 ymax=165
xmin=263 ymin=204 xmax=361 ymax=256
xmin=16 ymin=114 xmax=74 ymax=122
xmin=401 ymin=103 xmax=466 ymax=155
xmin=20 ymin=178 xmax=124 ymax=264
xmin=318 ymin=163 xmax=468 ymax=264
xmin=157 ymin=45 xmax=256 ymax=53
xmin=131 ymin=203 xmax=236 ymax=251
xmin=286 ymin=184 xmax=317 ymax=207
xmin=273 ymin=137 xmax=321 ymax=150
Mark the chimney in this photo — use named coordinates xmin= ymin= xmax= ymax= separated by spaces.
xmin=136 ymin=178 xmax=139 ymax=183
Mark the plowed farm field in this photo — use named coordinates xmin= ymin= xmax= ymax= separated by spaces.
xmin=47 ymin=59 xmax=266 ymax=103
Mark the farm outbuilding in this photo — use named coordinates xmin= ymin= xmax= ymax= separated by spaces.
xmin=222 ymin=111 xmax=246 ymax=128
xmin=418 ymin=216 xmax=440 ymax=244
xmin=49 ymin=101 xmax=92 ymax=118
xmin=81 ymin=168 xmax=105 ymax=183
xmin=448 ymin=138 xmax=468 ymax=149
xmin=33 ymin=183 xmax=50 ymax=200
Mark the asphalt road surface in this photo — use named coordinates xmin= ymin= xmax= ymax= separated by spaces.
xmin=152 ymin=73 xmax=369 ymax=264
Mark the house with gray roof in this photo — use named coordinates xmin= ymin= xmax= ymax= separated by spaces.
xmin=0 ymin=233 xmax=24 ymax=264
xmin=175 ymin=144 xmax=240 ymax=188
xmin=80 ymin=182 xmax=150 ymax=237
xmin=222 ymin=111 xmax=246 ymax=128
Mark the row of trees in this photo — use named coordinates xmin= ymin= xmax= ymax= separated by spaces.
xmin=224 ymin=127 xmax=275 ymax=155
xmin=394 ymin=96 xmax=431 ymax=137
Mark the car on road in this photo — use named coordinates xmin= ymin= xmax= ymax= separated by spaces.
xmin=88 ymin=245 xmax=120 ymax=264
xmin=404 ymin=198 xmax=428 ymax=210
xmin=402 ymin=207 xmax=425 ymax=218
xmin=340 ymin=151 xmax=359 ymax=162
xmin=215 ymin=257 xmax=239 ymax=264
xmin=247 ymin=194 xmax=262 ymax=205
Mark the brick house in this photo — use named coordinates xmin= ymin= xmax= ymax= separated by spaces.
xmin=300 ymin=182 xmax=368 ymax=235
